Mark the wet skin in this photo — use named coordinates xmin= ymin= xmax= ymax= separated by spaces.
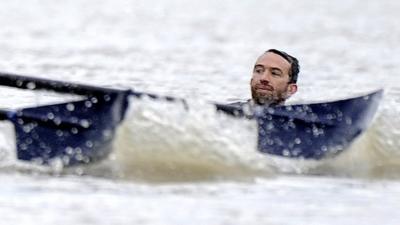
xmin=250 ymin=52 xmax=297 ymax=105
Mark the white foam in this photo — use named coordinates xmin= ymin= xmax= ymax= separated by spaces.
xmin=0 ymin=121 xmax=17 ymax=167
xmin=0 ymin=86 xmax=83 ymax=110
xmin=112 ymin=97 xmax=275 ymax=181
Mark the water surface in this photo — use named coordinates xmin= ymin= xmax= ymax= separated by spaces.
xmin=1 ymin=0 xmax=400 ymax=224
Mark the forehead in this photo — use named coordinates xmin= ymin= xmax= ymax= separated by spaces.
xmin=255 ymin=52 xmax=291 ymax=72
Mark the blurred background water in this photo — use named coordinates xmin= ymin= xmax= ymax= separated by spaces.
xmin=1 ymin=0 xmax=400 ymax=224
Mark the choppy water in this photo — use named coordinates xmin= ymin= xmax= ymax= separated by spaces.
xmin=1 ymin=0 xmax=400 ymax=224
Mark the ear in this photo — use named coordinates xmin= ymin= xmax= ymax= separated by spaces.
xmin=286 ymin=83 xmax=297 ymax=97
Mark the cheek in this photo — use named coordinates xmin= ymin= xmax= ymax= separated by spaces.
xmin=275 ymin=81 xmax=289 ymax=90
xmin=251 ymin=74 xmax=261 ymax=82
xmin=250 ymin=77 xmax=256 ymax=86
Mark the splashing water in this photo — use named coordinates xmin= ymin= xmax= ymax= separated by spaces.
xmin=108 ymin=90 xmax=400 ymax=181
xmin=305 ymin=90 xmax=400 ymax=178
xmin=112 ymin=97 xmax=277 ymax=182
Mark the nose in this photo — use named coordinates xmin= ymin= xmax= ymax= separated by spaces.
xmin=259 ymin=70 xmax=271 ymax=84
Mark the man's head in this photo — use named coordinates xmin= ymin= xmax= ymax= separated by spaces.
xmin=250 ymin=49 xmax=299 ymax=105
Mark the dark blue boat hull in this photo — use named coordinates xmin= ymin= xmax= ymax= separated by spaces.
xmin=4 ymin=87 xmax=382 ymax=165
xmin=217 ymin=90 xmax=382 ymax=159
xmin=8 ymin=91 xmax=130 ymax=165
xmin=256 ymin=90 xmax=382 ymax=159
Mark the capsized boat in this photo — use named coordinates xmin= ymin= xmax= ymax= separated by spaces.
xmin=0 ymin=72 xmax=383 ymax=166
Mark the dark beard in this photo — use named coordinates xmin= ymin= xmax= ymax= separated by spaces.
xmin=251 ymin=87 xmax=286 ymax=106
xmin=253 ymin=96 xmax=285 ymax=106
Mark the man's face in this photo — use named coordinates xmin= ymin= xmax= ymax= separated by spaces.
xmin=250 ymin=52 xmax=297 ymax=105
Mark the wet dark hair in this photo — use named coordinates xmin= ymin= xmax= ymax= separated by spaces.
xmin=266 ymin=49 xmax=299 ymax=84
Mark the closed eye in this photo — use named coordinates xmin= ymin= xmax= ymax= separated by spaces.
xmin=253 ymin=66 xmax=264 ymax=74
xmin=254 ymin=69 xmax=263 ymax=74
xmin=271 ymin=69 xmax=283 ymax=76
xmin=272 ymin=71 xmax=282 ymax=76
